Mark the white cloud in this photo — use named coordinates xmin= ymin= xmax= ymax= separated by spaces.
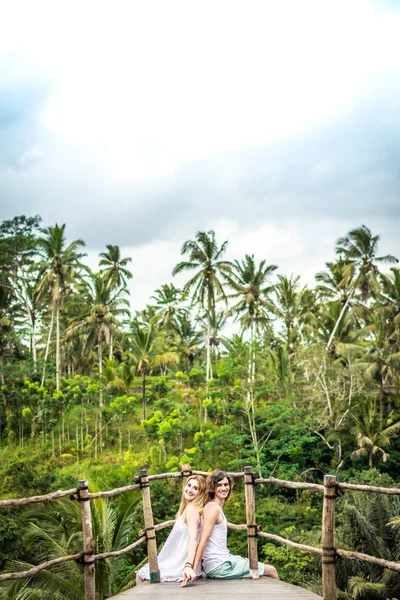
xmin=3 ymin=0 xmax=400 ymax=181
xmin=1 ymin=0 xmax=400 ymax=315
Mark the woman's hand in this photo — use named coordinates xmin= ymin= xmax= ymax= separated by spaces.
xmin=180 ymin=565 xmax=196 ymax=587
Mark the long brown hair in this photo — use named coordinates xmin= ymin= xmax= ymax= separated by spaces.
xmin=176 ymin=475 xmax=206 ymax=522
xmin=205 ymin=470 xmax=233 ymax=504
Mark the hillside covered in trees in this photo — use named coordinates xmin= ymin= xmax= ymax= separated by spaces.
xmin=1 ymin=216 xmax=400 ymax=599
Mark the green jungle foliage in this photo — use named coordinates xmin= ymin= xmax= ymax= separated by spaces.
xmin=0 ymin=217 xmax=400 ymax=598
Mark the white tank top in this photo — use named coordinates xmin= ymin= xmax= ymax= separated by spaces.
xmin=201 ymin=502 xmax=230 ymax=573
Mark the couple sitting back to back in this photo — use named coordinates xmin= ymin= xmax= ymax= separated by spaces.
xmin=137 ymin=469 xmax=278 ymax=585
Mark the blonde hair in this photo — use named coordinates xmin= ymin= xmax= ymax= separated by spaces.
xmin=176 ymin=475 xmax=206 ymax=522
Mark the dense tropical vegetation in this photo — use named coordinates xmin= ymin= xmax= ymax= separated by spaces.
xmin=0 ymin=217 xmax=400 ymax=599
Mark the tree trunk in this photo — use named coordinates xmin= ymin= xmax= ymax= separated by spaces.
xmin=76 ymin=424 xmax=79 ymax=462
xmin=21 ymin=279 xmax=37 ymax=373
xmin=246 ymin=322 xmax=261 ymax=471
xmin=98 ymin=329 xmax=103 ymax=408
xmin=379 ymin=376 xmax=384 ymax=427
xmin=109 ymin=333 xmax=113 ymax=360
xmin=41 ymin=307 xmax=55 ymax=387
xmin=30 ymin=313 xmax=37 ymax=374
xmin=94 ymin=414 xmax=98 ymax=461
xmin=206 ymin=315 xmax=211 ymax=384
xmin=204 ymin=314 xmax=212 ymax=423
xmin=142 ymin=371 xmax=147 ymax=420
xmin=56 ymin=301 xmax=60 ymax=390
xmin=326 ymin=289 xmax=354 ymax=351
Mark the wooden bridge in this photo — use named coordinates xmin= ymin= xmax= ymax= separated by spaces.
xmin=109 ymin=578 xmax=322 ymax=599
xmin=2 ymin=465 xmax=400 ymax=600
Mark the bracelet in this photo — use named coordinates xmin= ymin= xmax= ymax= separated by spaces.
xmin=184 ymin=562 xmax=193 ymax=568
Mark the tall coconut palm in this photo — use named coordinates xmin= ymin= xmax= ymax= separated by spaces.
xmin=225 ymin=254 xmax=277 ymax=468
xmin=171 ymin=313 xmax=202 ymax=374
xmin=226 ymin=254 xmax=277 ymax=335
xmin=206 ymin=309 xmax=230 ymax=359
xmin=355 ymin=308 xmax=400 ymax=423
xmin=99 ymin=245 xmax=133 ymax=360
xmin=0 ymin=215 xmax=42 ymax=371
xmin=379 ymin=267 xmax=400 ymax=329
xmin=316 ymin=261 xmax=360 ymax=354
xmin=130 ymin=318 xmax=159 ymax=420
xmin=172 ymin=231 xmax=232 ymax=383
xmin=315 ymin=258 xmax=352 ymax=302
xmin=0 ymin=284 xmax=15 ymax=385
xmin=150 ymin=283 xmax=184 ymax=329
xmin=67 ymin=271 xmax=130 ymax=404
xmin=336 ymin=225 xmax=398 ymax=303
xmin=269 ymin=275 xmax=314 ymax=354
xmin=99 ymin=244 xmax=133 ymax=289
xmin=36 ymin=224 xmax=86 ymax=389
xmin=326 ymin=225 xmax=399 ymax=352
xmin=309 ymin=300 xmax=361 ymax=357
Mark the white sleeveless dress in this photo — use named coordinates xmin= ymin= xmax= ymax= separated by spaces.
xmin=137 ymin=515 xmax=202 ymax=582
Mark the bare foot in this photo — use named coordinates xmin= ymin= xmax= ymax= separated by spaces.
xmin=263 ymin=564 xmax=279 ymax=579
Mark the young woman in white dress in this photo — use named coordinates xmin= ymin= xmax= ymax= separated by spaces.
xmin=136 ymin=474 xmax=206 ymax=583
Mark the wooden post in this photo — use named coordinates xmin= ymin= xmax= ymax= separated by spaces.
xmin=139 ymin=469 xmax=160 ymax=583
xmin=78 ymin=480 xmax=96 ymax=600
xmin=181 ymin=462 xmax=191 ymax=478
xmin=244 ymin=466 xmax=259 ymax=578
xmin=322 ymin=474 xmax=337 ymax=600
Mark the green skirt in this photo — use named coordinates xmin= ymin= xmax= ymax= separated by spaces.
xmin=207 ymin=555 xmax=264 ymax=579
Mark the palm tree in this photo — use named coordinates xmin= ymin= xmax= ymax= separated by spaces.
xmin=355 ymin=308 xmax=400 ymax=423
xmin=336 ymin=225 xmax=398 ymax=302
xmin=172 ymin=231 xmax=232 ymax=384
xmin=0 ymin=284 xmax=15 ymax=385
xmin=315 ymin=258 xmax=356 ymax=353
xmin=99 ymin=244 xmax=133 ymax=288
xmin=326 ymin=225 xmax=399 ymax=352
xmin=150 ymin=283 xmax=184 ymax=329
xmin=379 ymin=267 xmax=400 ymax=328
xmin=36 ymin=224 xmax=86 ymax=389
xmin=0 ymin=216 xmax=43 ymax=372
xmin=99 ymin=245 xmax=133 ymax=360
xmin=316 ymin=258 xmax=352 ymax=302
xmin=130 ymin=318 xmax=159 ymax=420
xmin=171 ymin=313 xmax=202 ymax=374
xmin=351 ymin=402 xmax=400 ymax=468
xmin=206 ymin=309 xmax=230 ymax=360
xmin=225 ymin=254 xmax=277 ymax=469
xmin=0 ymin=493 xmax=140 ymax=600
xmin=67 ymin=271 xmax=130 ymax=404
xmin=335 ymin=470 xmax=400 ymax=599
xmin=309 ymin=300 xmax=361 ymax=357
xmin=226 ymin=254 xmax=277 ymax=334
xmin=269 ymin=275 xmax=313 ymax=354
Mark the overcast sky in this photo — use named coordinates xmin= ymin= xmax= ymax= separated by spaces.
xmin=1 ymin=0 xmax=399 ymax=311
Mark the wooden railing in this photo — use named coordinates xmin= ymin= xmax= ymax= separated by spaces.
xmin=1 ymin=467 xmax=400 ymax=600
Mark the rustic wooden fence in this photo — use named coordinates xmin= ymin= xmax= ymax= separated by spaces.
xmin=1 ymin=466 xmax=400 ymax=600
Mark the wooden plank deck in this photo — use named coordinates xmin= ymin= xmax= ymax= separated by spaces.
xmin=109 ymin=578 xmax=322 ymax=599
